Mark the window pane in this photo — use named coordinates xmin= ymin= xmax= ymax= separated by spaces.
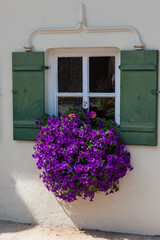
xmin=58 ymin=97 xmax=82 ymax=115
xmin=89 ymin=97 xmax=115 ymax=120
xmin=89 ymin=57 xmax=115 ymax=93
xmin=58 ymin=57 xmax=82 ymax=92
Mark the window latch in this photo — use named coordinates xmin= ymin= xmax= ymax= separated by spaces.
xmin=151 ymin=89 xmax=160 ymax=94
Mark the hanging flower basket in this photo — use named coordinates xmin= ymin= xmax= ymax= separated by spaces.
xmin=33 ymin=106 xmax=132 ymax=202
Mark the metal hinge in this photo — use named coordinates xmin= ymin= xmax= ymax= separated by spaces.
xmin=42 ymin=66 xmax=49 ymax=70
xmin=12 ymin=89 xmax=17 ymax=94
xmin=151 ymin=89 xmax=160 ymax=94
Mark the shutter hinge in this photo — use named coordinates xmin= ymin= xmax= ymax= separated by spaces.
xmin=12 ymin=89 xmax=17 ymax=94
xmin=151 ymin=89 xmax=160 ymax=94
xmin=43 ymin=66 xmax=49 ymax=70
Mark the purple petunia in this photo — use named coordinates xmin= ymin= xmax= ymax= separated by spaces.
xmin=33 ymin=109 xmax=133 ymax=202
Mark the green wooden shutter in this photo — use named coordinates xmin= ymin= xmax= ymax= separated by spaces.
xmin=12 ymin=52 xmax=45 ymax=140
xmin=120 ymin=50 xmax=158 ymax=146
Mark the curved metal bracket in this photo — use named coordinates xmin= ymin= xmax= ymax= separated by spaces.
xmin=24 ymin=3 xmax=145 ymax=52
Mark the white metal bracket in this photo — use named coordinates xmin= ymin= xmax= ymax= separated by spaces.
xmin=24 ymin=3 xmax=145 ymax=51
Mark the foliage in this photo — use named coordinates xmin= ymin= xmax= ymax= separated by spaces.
xmin=33 ymin=107 xmax=132 ymax=202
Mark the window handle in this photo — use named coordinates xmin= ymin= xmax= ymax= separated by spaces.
xmin=151 ymin=89 xmax=160 ymax=94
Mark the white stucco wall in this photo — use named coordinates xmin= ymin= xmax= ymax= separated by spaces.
xmin=0 ymin=0 xmax=160 ymax=235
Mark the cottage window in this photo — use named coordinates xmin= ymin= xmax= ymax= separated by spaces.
xmin=46 ymin=48 xmax=120 ymax=124
xmin=12 ymin=50 xmax=158 ymax=145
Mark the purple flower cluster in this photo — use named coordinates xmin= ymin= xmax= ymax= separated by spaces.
xmin=33 ymin=111 xmax=132 ymax=202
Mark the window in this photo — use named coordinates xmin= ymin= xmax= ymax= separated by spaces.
xmin=13 ymin=50 xmax=158 ymax=145
xmin=46 ymin=48 xmax=120 ymax=124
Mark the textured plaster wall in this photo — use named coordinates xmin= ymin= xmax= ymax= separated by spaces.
xmin=0 ymin=0 xmax=160 ymax=235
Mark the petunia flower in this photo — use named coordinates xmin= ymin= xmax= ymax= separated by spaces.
xmin=69 ymin=114 xmax=76 ymax=118
xmin=91 ymin=112 xmax=96 ymax=118
xmin=33 ymin=107 xmax=132 ymax=203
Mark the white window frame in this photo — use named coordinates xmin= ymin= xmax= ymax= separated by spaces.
xmin=46 ymin=47 xmax=120 ymax=124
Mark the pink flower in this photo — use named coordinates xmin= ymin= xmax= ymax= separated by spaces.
xmin=91 ymin=112 xmax=96 ymax=118
xmin=84 ymin=101 xmax=88 ymax=104
xmin=69 ymin=114 xmax=76 ymax=118
xmin=107 ymin=100 xmax=112 ymax=105
xmin=107 ymin=98 xmax=114 ymax=105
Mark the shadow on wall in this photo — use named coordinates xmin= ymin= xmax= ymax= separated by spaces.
xmin=0 ymin=220 xmax=34 ymax=234
xmin=55 ymin=181 xmax=134 ymax=233
xmin=0 ymin=142 xmax=39 ymax=227
xmin=56 ymin=195 xmax=103 ymax=230
xmin=0 ymin=174 xmax=37 ymax=228
xmin=0 ymin=55 xmax=37 ymax=227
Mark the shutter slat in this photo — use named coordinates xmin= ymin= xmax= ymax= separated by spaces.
xmin=14 ymin=121 xmax=40 ymax=129
xmin=12 ymin=52 xmax=45 ymax=140
xmin=13 ymin=65 xmax=44 ymax=71
xmin=120 ymin=126 xmax=155 ymax=133
xmin=120 ymin=64 xmax=156 ymax=71
xmin=120 ymin=50 xmax=158 ymax=146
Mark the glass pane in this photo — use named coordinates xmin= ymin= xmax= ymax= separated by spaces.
xmin=90 ymin=97 xmax=115 ymax=120
xmin=58 ymin=97 xmax=82 ymax=115
xmin=58 ymin=57 xmax=82 ymax=92
xmin=89 ymin=57 xmax=115 ymax=93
